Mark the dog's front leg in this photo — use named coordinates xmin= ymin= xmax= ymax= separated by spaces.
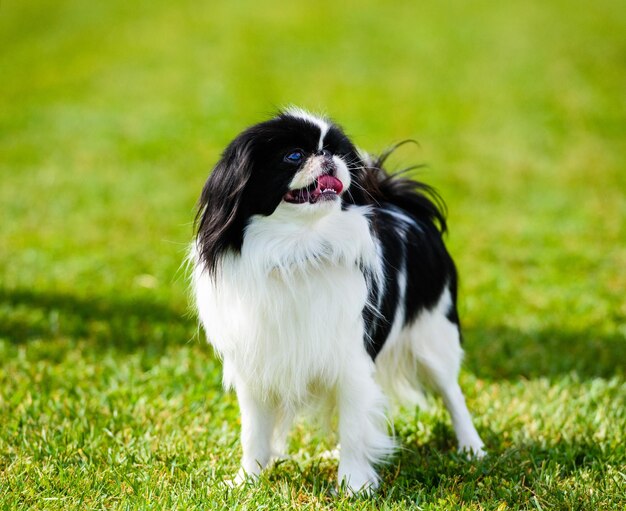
xmin=337 ymin=355 xmax=394 ymax=495
xmin=233 ymin=382 xmax=276 ymax=484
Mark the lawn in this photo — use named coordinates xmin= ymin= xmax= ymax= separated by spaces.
xmin=1 ymin=0 xmax=625 ymax=509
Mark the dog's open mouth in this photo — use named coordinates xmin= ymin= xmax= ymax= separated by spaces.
xmin=283 ymin=173 xmax=344 ymax=204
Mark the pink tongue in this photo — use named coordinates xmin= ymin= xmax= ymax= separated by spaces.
xmin=317 ymin=174 xmax=343 ymax=194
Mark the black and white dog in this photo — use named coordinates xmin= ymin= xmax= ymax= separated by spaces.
xmin=192 ymin=108 xmax=485 ymax=493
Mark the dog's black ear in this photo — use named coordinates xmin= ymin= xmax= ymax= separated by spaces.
xmin=195 ymin=136 xmax=254 ymax=275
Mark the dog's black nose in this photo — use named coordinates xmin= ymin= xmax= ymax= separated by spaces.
xmin=320 ymin=151 xmax=335 ymax=174
xmin=318 ymin=148 xmax=332 ymax=158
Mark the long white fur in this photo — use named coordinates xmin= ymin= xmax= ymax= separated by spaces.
xmin=192 ymin=112 xmax=484 ymax=494
xmin=192 ymin=197 xmax=395 ymax=491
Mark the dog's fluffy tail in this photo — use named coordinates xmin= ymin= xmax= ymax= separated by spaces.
xmin=352 ymin=144 xmax=448 ymax=234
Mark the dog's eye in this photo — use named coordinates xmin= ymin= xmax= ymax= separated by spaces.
xmin=284 ymin=150 xmax=304 ymax=164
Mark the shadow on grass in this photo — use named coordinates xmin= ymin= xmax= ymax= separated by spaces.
xmin=258 ymin=426 xmax=614 ymax=508
xmin=371 ymin=432 xmax=615 ymax=508
xmin=1 ymin=287 xmax=624 ymax=379
xmin=463 ymin=324 xmax=625 ymax=380
xmin=0 ymin=287 xmax=198 ymax=354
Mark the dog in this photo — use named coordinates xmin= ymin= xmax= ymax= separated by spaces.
xmin=191 ymin=108 xmax=485 ymax=494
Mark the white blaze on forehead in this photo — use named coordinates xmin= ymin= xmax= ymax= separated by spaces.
xmin=284 ymin=107 xmax=330 ymax=151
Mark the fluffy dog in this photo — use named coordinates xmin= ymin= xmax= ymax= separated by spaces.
xmin=191 ymin=108 xmax=485 ymax=493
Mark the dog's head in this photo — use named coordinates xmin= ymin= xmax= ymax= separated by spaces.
xmin=196 ymin=109 xmax=365 ymax=272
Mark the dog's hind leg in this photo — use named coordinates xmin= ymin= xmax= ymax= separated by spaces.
xmin=410 ymin=296 xmax=485 ymax=456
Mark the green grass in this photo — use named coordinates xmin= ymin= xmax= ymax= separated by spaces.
xmin=1 ymin=0 xmax=625 ymax=509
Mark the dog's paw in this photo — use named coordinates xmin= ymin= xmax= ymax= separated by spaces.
xmin=336 ymin=478 xmax=378 ymax=498
xmin=223 ymin=468 xmax=259 ymax=488
xmin=458 ymin=442 xmax=487 ymax=459
xmin=269 ymin=451 xmax=291 ymax=464
xmin=337 ymin=462 xmax=379 ymax=497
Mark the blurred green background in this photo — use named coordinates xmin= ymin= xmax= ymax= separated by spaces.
xmin=1 ymin=0 xmax=625 ymax=508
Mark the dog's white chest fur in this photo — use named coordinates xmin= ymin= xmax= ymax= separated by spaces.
xmin=193 ymin=203 xmax=375 ymax=403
